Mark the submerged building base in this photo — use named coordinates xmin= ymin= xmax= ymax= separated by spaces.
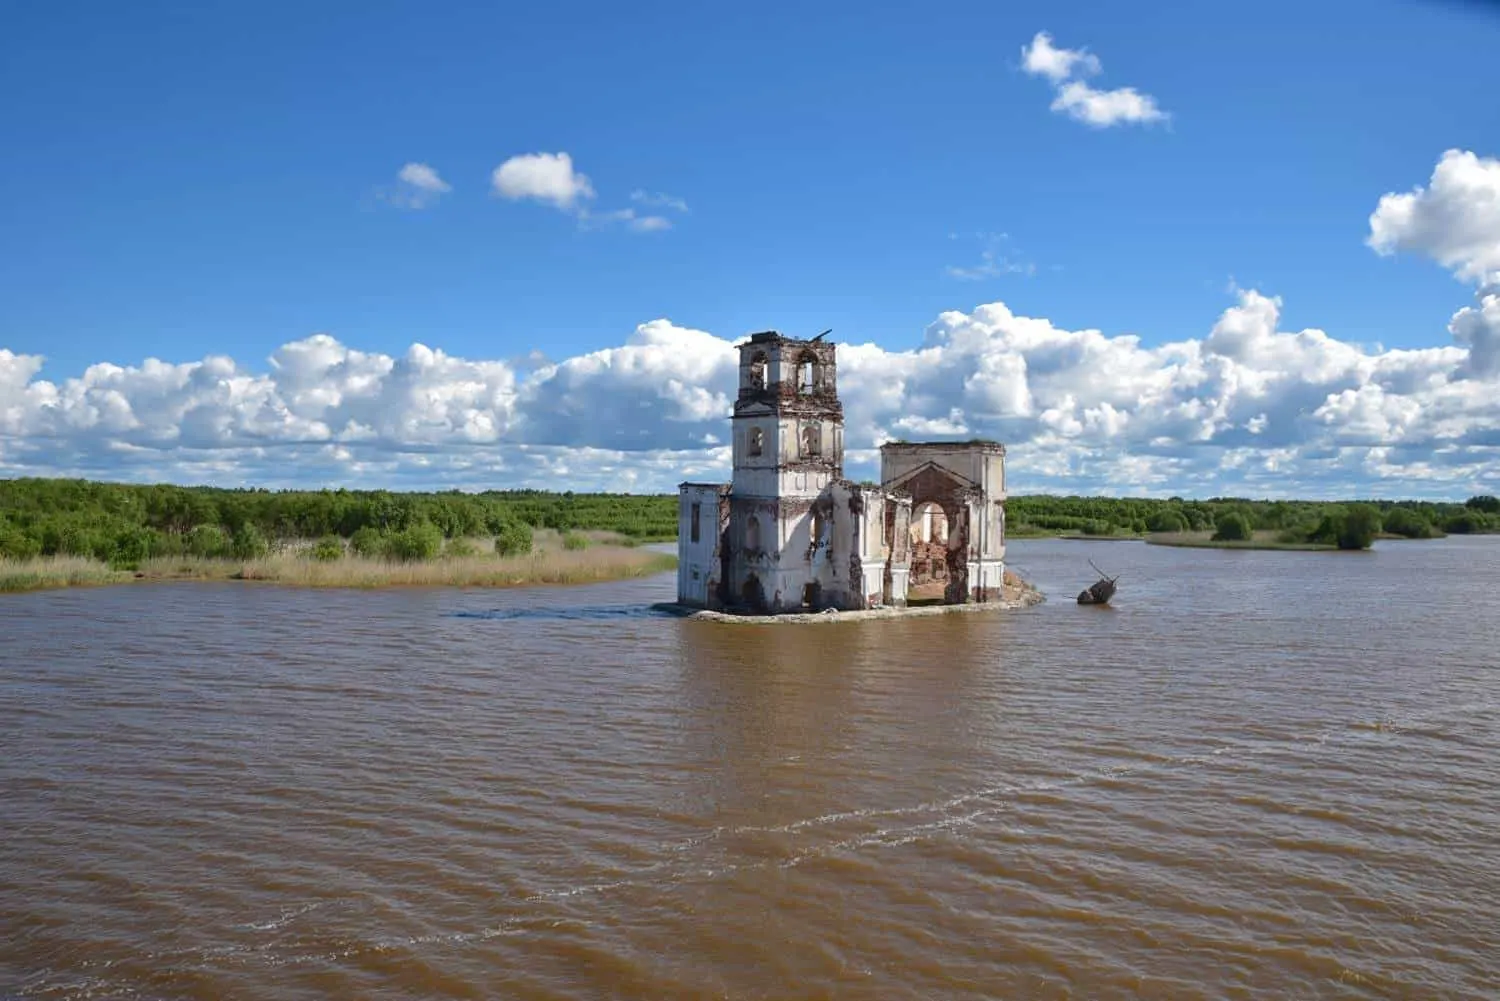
xmin=652 ymin=575 xmax=1043 ymax=624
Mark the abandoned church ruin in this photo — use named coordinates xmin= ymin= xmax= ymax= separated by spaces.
xmin=677 ymin=331 xmax=1007 ymax=614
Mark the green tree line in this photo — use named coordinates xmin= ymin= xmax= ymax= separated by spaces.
xmin=0 ymin=479 xmax=679 ymax=567
xmin=3 ymin=477 xmax=1496 ymax=566
xmin=1007 ymin=494 xmax=1500 ymax=548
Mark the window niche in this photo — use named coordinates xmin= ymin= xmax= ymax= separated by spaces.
xmin=748 ymin=426 xmax=764 ymax=457
xmin=800 ymin=422 xmax=821 ymax=458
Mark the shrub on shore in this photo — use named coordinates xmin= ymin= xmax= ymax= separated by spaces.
xmin=187 ymin=524 xmax=230 ymax=557
xmin=443 ymin=538 xmax=480 ymax=558
xmin=1146 ymin=509 xmax=1190 ymax=533
xmin=311 ymin=536 xmax=345 ymax=561
xmin=1381 ymin=507 xmax=1438 ymax=539
xmin=1212 ymin=513 xmax=1253 ymax=542
xmin=350 ymin=526 xmax=384 ymax=557
xmin=1443 ymin=511 xmax=1489 ymax=534
xmin=383 ymin=522 xmax=444 ymax=562
xmin=1306 ymin=504 xmax=1381 ymax=550
xmin=0 ymin=526 xmax=42 ymax=561
xmin=231 ymin=524 xmax=270 ymax=560
xmin=494 ymin=521 xmax=533 ymax=557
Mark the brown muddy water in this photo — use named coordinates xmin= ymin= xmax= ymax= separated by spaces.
xmin=2 ymin=538 xmax=1497 ymax=1000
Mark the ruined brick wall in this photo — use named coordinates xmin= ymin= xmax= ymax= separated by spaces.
xmin=908 ymin=540 xmax=949 ymax=585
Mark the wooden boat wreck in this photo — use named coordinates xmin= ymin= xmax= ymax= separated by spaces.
xmin=1077 ymin=560 xmax=1120 ymax=605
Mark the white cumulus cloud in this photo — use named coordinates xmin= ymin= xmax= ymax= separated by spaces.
xmin=1369 ymin=149 xmax=1500 ymax=380
xmin=491 ymin=152 xmax=595 ymax=211
xmin=1021 ymin=30 xmax=1168 ymax=129
xmin=3 ymin=286 xmax=1496 ymax=496
xmin=1368 ymin=149 xmax=1500 ymax=285
xmin=398 ymin=163 xmax=450 ymax=194
xmin=489 ymin=154 xmax=679 ymax=233
xmin=1050 ymin=81 xmax=1168 ymax=128
xmin=1021 ymin=31 xmax=1101 ymax=84
xmin=380 ymin=162 xmax=452 ymax=209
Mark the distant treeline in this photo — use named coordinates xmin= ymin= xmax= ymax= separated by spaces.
xmin=3 ymin=478 xmax=1497 ymax=568
xmin=0 ymin=478 xmax=678 ymax=566
xmin=1006 ymin=494 xmax=1500 ymax=544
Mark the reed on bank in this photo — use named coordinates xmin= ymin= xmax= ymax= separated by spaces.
xmin=1 ymin=545 xmax=677 ymax=594
xmin=0 ymin=555 xmax=128 ymax=592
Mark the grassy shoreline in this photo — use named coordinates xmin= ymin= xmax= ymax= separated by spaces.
xmin=0 ymin=547 xmax=678 ymax=595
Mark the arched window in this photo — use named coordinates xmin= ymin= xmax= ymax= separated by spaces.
xmin=748 ymin=427 xmax=764 ymax=457
xmin=746 ymin=515 xmax=762 ymax=552
xmin=797 ymin=353 xmax=818 ymax=393
xmin=911 ymin=502 xmax=948 ymax=545
xmin=801 ymin=423 xmax=820 ymax=457
xmin=748 ymin=352 xmax=767 ymax=390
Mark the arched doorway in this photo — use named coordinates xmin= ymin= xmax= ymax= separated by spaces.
xmin=891 ymin=464 xmax=972 ymax=605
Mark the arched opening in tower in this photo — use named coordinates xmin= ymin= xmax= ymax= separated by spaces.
xmin=796 ymin=353 xmax=818 ymax=394
xmin=748 ymin=352 xmax=767 ymax=390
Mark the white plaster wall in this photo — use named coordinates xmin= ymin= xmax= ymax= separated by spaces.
xmin=887 ymin=566 xmax=910 ymax=606
xmin=777 ymin=468 xmax=835 ymax=497
xmin=755 ymin=567 xmax=818 ymax=611
xmin=860 ymin=560 xmax=886 ymax=604
xmin=732 ymin=416 xmax=780 ymax=469
xmin=730 ymin=415 xmax=782 ymax=498
xmin=733 ymin=466 xmax=781 ymax=498
xmin=857 ymin=492 xmax=888 ymax=562
xmin=968 ymin=558 xmax=1006 ymax=599
xmin=677 ymin=484 xmax=724 ymax=606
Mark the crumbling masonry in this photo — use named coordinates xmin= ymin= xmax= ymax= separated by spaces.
xmin=677 ymin=331 xmax=1006 ymax=613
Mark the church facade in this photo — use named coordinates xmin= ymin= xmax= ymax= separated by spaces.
xmin=676 ymin=331 xmax=1007 ymax=614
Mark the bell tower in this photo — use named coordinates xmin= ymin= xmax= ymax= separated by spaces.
xmin=731 ymin=331 xmax=843 ymax=500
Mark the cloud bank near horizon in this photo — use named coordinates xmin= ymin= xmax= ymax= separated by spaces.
xmin=3 ymin=150 xmax=1499 ymax=499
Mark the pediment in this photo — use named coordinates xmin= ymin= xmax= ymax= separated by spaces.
xmin=882 ymin=460 xmax=978 ymax=504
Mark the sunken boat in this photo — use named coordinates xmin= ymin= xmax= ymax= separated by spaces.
xmin=1076 ymin=560 xmax=1119 ymax=605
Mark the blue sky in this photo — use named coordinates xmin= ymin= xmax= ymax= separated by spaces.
xmin=2 ymin=0 xmax=1500 ymax=496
